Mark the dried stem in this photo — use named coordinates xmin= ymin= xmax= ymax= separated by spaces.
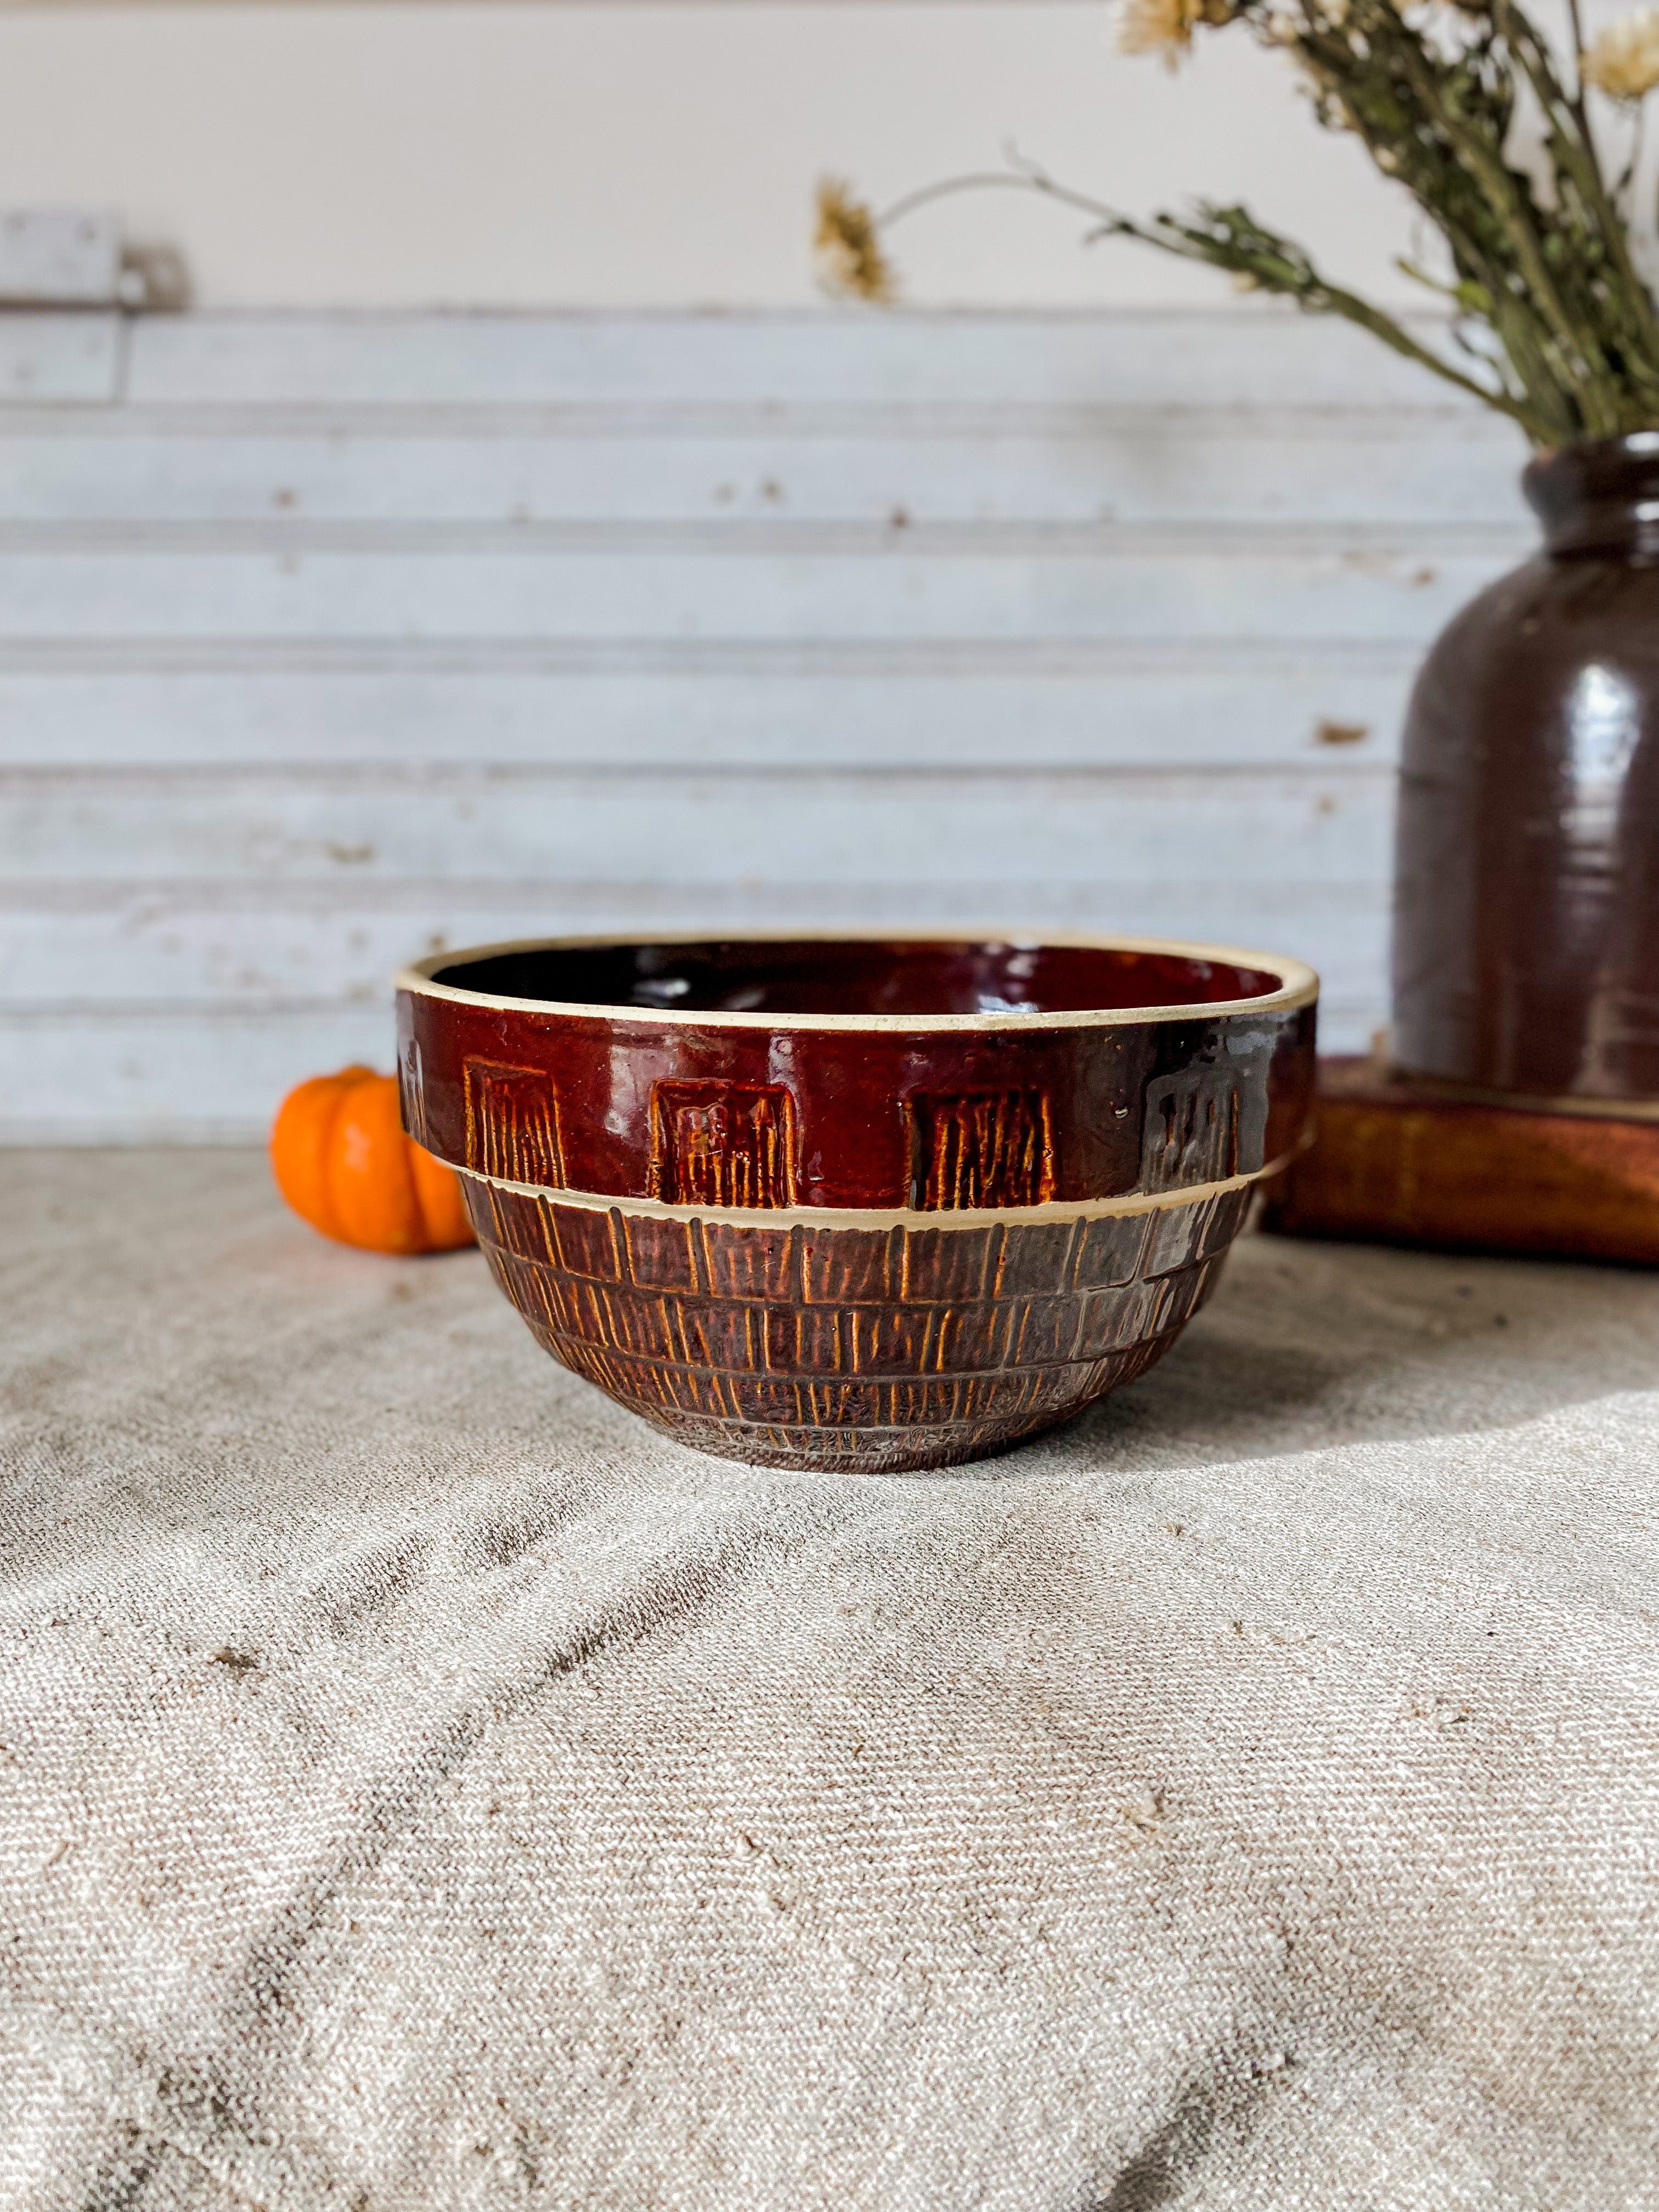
xmin=819 ymin=0 xmax=1659 ymax=446
xmin=870 ymin=161 xmax=1556 ymax=439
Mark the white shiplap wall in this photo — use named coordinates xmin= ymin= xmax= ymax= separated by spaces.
xmin=0 ymin=308 xmax=1532 ymax=1142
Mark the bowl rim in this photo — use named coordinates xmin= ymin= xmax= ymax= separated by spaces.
xmin=397 ymin=929 xmax=1319 ymax=1032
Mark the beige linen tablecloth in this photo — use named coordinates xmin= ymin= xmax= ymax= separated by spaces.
xmin=3 ymin=1149 xmax=1658 ymax=2211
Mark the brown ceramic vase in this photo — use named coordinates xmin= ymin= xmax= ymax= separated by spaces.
xmin=1393 ymin=435 xmax=1659 ymax=1114
xmin=397 ymin=934 xmax=1317 ymax=1472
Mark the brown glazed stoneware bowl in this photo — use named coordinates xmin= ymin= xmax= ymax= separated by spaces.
xmin=396 ymin=934 xmax=1318 ymax=1473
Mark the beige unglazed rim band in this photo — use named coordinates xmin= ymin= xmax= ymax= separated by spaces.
xmin=454 ymin=1144 xmax=1304 ymax=1234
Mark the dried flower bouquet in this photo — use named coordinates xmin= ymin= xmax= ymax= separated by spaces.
xmin=817 ymin=2 xmax=1659 ymax=446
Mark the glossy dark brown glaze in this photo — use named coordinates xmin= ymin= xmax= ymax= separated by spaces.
xmin=398 ymin=938 xmax=1317 ymax=1211
xmin=1395 ymin=437 xmax=1659 ymax=1103
xmin=397 ymin=933 xmax=1318 ymax=1470
xmin=443 ymin=938 xmax=1284 ymax=1018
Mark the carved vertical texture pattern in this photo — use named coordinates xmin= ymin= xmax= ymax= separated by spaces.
xmin=1141 ymin=1069 xmax=1242 ymax=1192
xmin=399 ymin=1035 xmax=428 ymax=1150
xmin=650 ymin=1081 xmax=796 ymax=1209
xmin=466 ymin=1183 xmax=1248 ymax=1472
xmin=909 ymin=1090 xmax=1056 ymax=1211
xmin=464 ymin=1060 xmax=565 ymax=1188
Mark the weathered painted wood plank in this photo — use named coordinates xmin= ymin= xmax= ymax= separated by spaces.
xmin=0 ymin=660 xmax=1415 ymax=769
xmin=0 ymin=1006 xmax=394 ymax=1144
xmin=0 ymin=541 xmax=1512 ymax=642
xmin=122 ymin=309 xmax=1505 ymax=412
xmin=0 ymin=421 xmax=1531 ymax=527
xmin=0 ymin=765 xmax=1393 ymax=883
xmin=0 ymin=312 xmax=122 ymax=404
xmin=0 ymin=887 xmax=1387 ymax=1013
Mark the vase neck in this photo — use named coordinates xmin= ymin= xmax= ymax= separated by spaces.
xmin=1524 ymin=433 xmax=1659 ymax=558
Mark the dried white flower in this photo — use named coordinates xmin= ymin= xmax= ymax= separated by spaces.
xmin=1118 ymin=0 xmax=1234 ymax=68
xmin=813 ymin=178 xmax=896 ymax=303
xmin=1583 ymin=9 xmax=1659 ymax=101
xmin=1119 ymin=0 xmax=1194 ymax=65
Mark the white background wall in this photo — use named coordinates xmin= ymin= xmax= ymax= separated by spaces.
xmin=0 ymin=3 xmax=1562 ymax=1139
xmin=0 ymin=2 xmax=1435 ymax=311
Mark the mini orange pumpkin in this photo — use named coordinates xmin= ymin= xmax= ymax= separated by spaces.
xmin=271 ymin=1065 xmax=475 ymax=1254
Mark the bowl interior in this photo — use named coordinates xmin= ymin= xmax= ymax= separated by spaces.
xmin=429 ymin=938 xmax=1287 ymax=1019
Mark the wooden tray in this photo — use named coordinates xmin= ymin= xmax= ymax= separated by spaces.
xmin=1259 ymin=1057 xmax=1659 ymax=1266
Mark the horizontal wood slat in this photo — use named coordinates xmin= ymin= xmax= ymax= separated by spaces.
xmin=0 ymin=422 xmax=1529 ymax=527
xmin=0 ymin=1007 xmax=400 ymax=1146
xmin=0 ymin=662 xmax=1412 ymax=769
xmin=0 ymin=312 xmax=122 ymax=404
xmin=1 ymin=885 xmax=1387 ymax=1012
xmin=0 ymin=310 xmax=1508 ymax=1140
xmin=0 ymin=766 xmax=1392 ymax=883
xmin=119 ymin=309 xmax=1527 ymax=411
xmin=0 ymin=543 xmax=1510 ymax=642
